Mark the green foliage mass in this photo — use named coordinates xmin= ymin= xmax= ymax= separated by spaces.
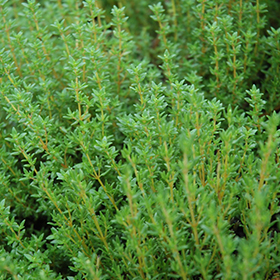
xmin=0 ymin=0 xmax=280 ymax=279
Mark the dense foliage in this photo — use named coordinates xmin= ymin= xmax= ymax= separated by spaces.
xmin=0 ymin=0 xmax=280 ymax=279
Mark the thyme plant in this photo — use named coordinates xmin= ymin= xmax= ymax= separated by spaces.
xmin=0 ymin=0 xmax=280 ymax=279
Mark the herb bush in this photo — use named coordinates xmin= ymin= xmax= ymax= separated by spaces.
xmin=0 ymin=0 xmax=280 ymax=279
